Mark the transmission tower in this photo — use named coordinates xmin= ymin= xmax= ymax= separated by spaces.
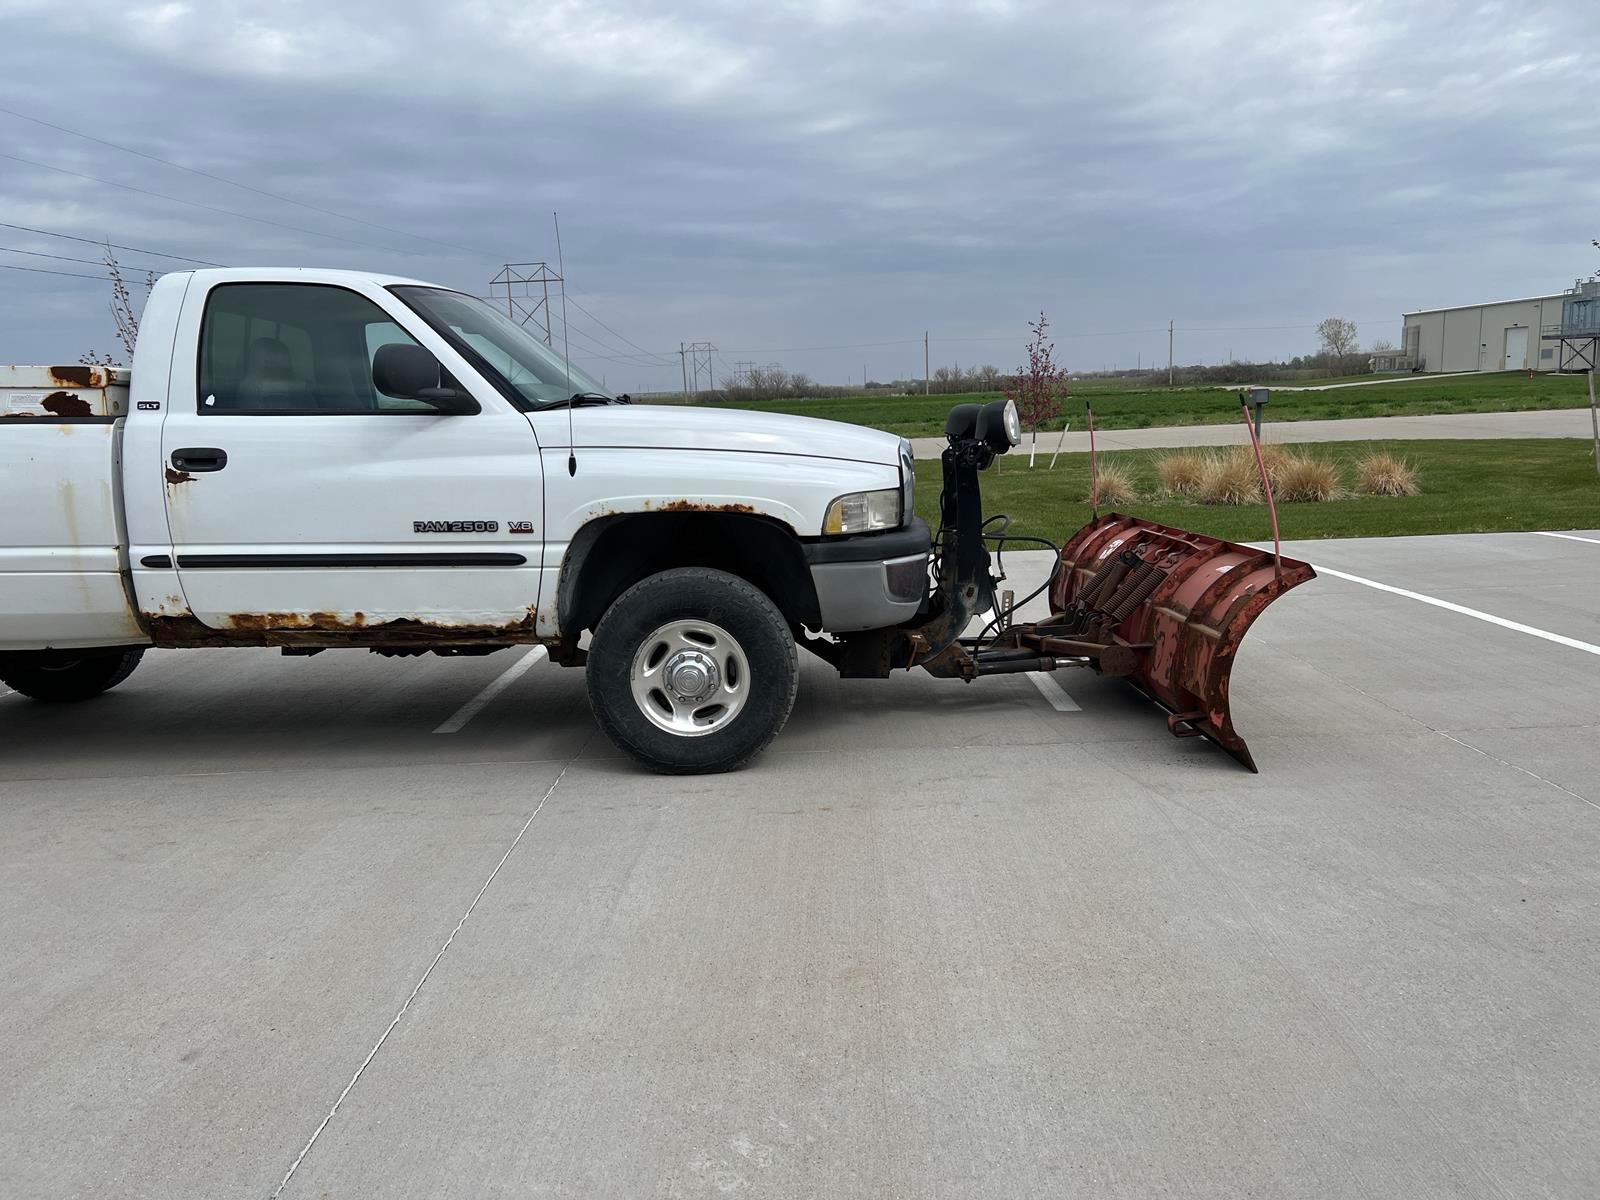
xmin=684 ymin=341 xmax=717 ymax=393
xmin=488 ymin=262 xmax=562 ymax=346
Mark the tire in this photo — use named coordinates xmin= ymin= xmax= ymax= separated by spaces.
xmin=0 ymin=647 xmax=145 ymax=702
xmin=586 ymin=568 xmax=798 ymax=774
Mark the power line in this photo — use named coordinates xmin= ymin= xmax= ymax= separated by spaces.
xmin=0 ymin=221 xmax=222 ymax=266
xmin=550 ymin=314 xmax=671 ymax=368
xmin=0 ymin=243 xmax=172 ymax=273
xmin=560 ymin=308 xmax=678 ymax=366
xmin=563 ymin=289 xmax=677 ymax=365
xmin=542 ymin=314 xmax=691 ymax=366
xmin=0 ymin=104 xmax=492 ymax=260
xmin=0 ymin=150 xmax=433 ymax=259
xmin=0 ymin=261 xmax=107 ymax=280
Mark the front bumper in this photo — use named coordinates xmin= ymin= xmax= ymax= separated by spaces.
xmin=802 ymin=518 xmax=932 ymax=632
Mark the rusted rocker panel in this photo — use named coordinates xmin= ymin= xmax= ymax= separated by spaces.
xmin=1047 ymin=513 xmax=1316 ymax=772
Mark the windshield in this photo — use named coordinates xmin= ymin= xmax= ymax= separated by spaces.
xmin=391 ymin=286 xmax=610 ymax=407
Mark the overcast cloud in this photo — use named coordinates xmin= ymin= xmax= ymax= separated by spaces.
xmin=1 ymin=0 xmax=1596 ymax=389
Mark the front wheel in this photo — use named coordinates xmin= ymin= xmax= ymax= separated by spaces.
xmin=586 ymin=569 xmax=798 ymax=774
xmin=0 ymin=647 xmax=145 ymax=702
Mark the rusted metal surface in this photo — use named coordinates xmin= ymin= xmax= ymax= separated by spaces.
xmin=644 ymin=500 xmax=758 ymax=515
xmin=1046 ymin=512 xmax=1316 ymax=771
xmin=164 ymin=467 xmax=195 ymax=485
xmin=3 ymin=365 xmax=128 ymax=417
xmin=143 ymin=606 xmax=544 ymax=649
xmin=48 ymin=366 xmax=100 ymax=388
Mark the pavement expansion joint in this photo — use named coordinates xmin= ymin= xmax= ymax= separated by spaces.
xmin=268 ymin=741 xmax=589 ymax=1198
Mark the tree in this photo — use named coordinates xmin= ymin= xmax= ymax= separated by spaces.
xmin=1316 ymin=317 xmax=1359 ymax=373
xmin=81 ymin=243 xmax=155 ymax=367
xmin=1003 ymin=312 xmax=1069 ymax=466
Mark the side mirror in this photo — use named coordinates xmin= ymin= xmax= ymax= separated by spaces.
xmin=372 ymin=343 xmax=481 ymax=414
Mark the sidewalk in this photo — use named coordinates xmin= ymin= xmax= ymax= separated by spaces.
xmin=908 ymin=406 xmax=1596 ymax=460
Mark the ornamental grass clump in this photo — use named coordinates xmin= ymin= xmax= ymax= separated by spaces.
xmin=1196 ymin=450 xmax=1263 ymax=505
xmin=1355 ymin=452 xmax=1420 ymax=496
xmin=1272 ymin=451 xmax=1343 ymax=502
xmin=1091 ymin=462 xmax=1140 ymax=507
xmin=1157 ymin=451 xmax=1207 ymax=496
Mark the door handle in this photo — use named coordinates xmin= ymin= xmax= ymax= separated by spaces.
xmin=171 ymin=447 xmax=228 ymax=473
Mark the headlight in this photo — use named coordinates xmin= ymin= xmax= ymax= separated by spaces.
xmin=823 ymin=488 xmax=901 ymax=535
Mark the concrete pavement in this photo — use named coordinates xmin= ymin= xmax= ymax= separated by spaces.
xmin=4 ymin=531 xmax=1600 ymax=1198
xmin=910 ymin=404 xmax=1597 ymax=458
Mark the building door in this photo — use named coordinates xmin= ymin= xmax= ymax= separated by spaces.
xmin=1503 ymin=326 xmax=1528 ymax=371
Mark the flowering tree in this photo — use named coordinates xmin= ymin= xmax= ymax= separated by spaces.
xmin=1003 ymin=312 xmax=1069 ymax=466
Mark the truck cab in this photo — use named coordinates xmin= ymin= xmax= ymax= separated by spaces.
xmin=3 ymin=268 xmax=929 ymax=772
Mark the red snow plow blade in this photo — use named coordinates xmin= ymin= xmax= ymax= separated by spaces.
xmin=1041 ymin=513 xmax=1315 ymax=771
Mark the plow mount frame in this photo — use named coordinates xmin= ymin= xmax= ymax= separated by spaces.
xmin=930 ymin=511 xmax=1315 ymax=772
xmin=802 ymin=401 xmax=1316 ymax=772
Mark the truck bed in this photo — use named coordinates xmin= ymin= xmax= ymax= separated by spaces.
xmin=2 ymin=366 xmax=147 ymax=650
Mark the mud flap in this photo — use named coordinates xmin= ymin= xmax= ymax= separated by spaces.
xmin=1047 ymin=513 xmax=1315 ymax=771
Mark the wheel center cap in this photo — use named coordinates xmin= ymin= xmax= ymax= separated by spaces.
xmin=664 ymin=650 xmax=719 ymax=702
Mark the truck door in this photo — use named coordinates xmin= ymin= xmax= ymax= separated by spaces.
xmin=158 ymin=280 xmax=543 ymax=633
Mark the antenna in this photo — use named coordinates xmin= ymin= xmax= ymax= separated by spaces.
xmin=554 ymin=211 xmax=576 ymax=477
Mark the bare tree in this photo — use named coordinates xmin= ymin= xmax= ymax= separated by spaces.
xmin=81 ymin=243 xmax=155 ymax=367
xmin=1003 ymin=312 xmax=1070 ymax=467
xmin=1316 ymin=317 xmax=1360 ymax=373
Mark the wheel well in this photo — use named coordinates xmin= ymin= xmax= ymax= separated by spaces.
xmin=560 ymin=513 xmax=821 ymax=636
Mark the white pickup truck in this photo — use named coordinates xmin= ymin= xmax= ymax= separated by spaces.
xmin=3 ymin=268 xmax=1309 ymax=772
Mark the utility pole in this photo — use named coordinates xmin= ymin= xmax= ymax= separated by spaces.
xmin=686 ymin=342 xmax=717 ymax=394
xmin=1167 ymin=319 xmax=1174 ymax=386
xmin=1588 ymin=367 xmax=1599 ymax=476
xmin=680 ymin=342 xmax=689 ymax=402
xmin=924 ymin=330 xmax=930 ymax=396
xmin=489 ymin=263 xmax=562 ymax=345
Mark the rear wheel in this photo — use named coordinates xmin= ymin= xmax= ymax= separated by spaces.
xmin=586 ymin=568 xmax=797 ymax=773
xmin=0 ymin=647 xmax=145 ymax=702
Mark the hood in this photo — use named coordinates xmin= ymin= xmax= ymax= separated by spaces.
xmin=559 ymin=404 xmax=904 ymax=466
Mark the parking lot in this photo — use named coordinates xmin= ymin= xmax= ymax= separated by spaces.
xmin=4 ymin=529 xmax=1599 ymax=1199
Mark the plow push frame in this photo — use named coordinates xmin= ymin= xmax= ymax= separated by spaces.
xmin=809 ymin=394 xmax=1315 ymax=772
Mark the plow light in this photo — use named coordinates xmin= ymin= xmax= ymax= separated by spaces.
xmin=945 ymin=398 xmax=1020 ymax=454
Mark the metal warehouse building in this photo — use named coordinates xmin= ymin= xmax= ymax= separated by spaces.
xmin=1397 ymin=281 xmax=1600 ymax=374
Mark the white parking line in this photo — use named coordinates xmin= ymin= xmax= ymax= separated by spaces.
xmin=1534 ymin=531 xmax=1600 ymax=546
xmin=1027 ymin=672 xmax=1081 ymax=712
xmin=433 ymin=646 xmax=547 ymax=734
xmin=1313 ymin=565 xmax=1600 ymax=657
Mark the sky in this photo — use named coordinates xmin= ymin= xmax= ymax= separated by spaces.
xmin=1 ymin=0 xmax=1596 ymax=392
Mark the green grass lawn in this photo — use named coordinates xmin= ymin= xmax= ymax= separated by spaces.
xmin=912 ymin=439 xmax=1600 ymax=543
xmin=703 ymin=372 xmax=1592 ymax=438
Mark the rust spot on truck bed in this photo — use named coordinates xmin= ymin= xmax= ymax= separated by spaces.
xmin=164 ymin=468 xmax=196 ymax=485
xmin=48 ymin=366 xmax=99 ymax=388
xmin=41 ymin=391 xmax=94 ymax=417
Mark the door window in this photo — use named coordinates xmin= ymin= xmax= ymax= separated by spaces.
xmin=198 ymin=283 xmax=434 ymax=413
